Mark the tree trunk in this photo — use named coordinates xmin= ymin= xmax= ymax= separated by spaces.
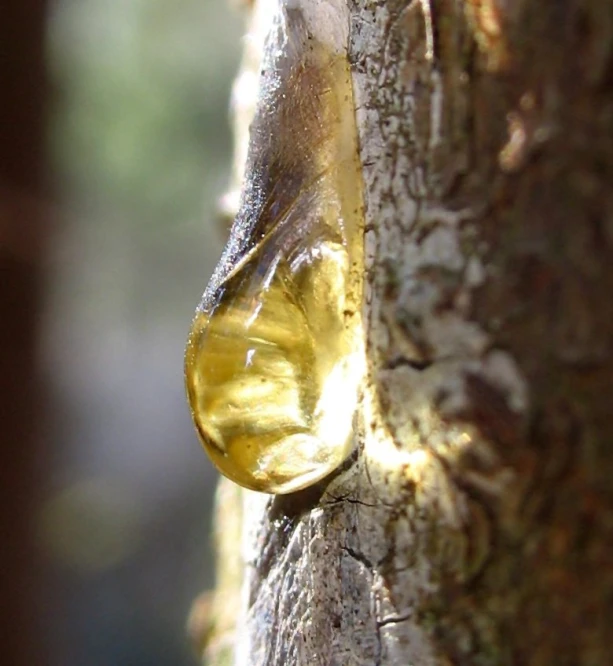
xmin=0 ymin=1 xmax=49 ymax=665
xmin=195 ymin=0 xmax=613 ymax=664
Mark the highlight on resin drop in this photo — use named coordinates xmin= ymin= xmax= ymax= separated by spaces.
xmin=185 ymin=1 xmax=365 ymax=494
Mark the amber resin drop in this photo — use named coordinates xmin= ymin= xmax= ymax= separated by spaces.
xmin=185 ymin=4 xmax=364 ymax=494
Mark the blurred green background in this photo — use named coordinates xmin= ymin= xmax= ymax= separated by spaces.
xmin=41 ymin=1 xmax=243 ymax=664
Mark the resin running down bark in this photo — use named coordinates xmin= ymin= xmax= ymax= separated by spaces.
xmin=185 ymin=3 xmax=364 ymax=494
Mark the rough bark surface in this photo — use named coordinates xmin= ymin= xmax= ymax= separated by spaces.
xmin=197 ymin=1 xmax=613 ymax=664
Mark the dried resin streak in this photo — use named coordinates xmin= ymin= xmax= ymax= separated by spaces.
xmin=185 ymin=1 xmax=364 ymax=494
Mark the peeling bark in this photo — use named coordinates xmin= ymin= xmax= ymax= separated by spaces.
xmin=196 ymin=1 xmax=613 ymax=664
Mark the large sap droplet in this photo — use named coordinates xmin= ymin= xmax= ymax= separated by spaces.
xmin=185 ymin=4 xmax=364 ymax=494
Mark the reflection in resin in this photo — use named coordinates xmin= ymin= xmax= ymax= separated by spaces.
xmin=185 ymin=2 xmax=364 ymax=493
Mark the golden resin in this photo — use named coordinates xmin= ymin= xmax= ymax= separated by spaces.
xmin=185 ymin=5 xmax=364 ymax=494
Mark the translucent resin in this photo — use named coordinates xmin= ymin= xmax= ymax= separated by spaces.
xmin=185 ymin=4 xmax=364 ymax=494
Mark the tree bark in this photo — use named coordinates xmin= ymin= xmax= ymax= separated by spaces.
xmin=197 ymin=0 xmax=613 ymax=664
